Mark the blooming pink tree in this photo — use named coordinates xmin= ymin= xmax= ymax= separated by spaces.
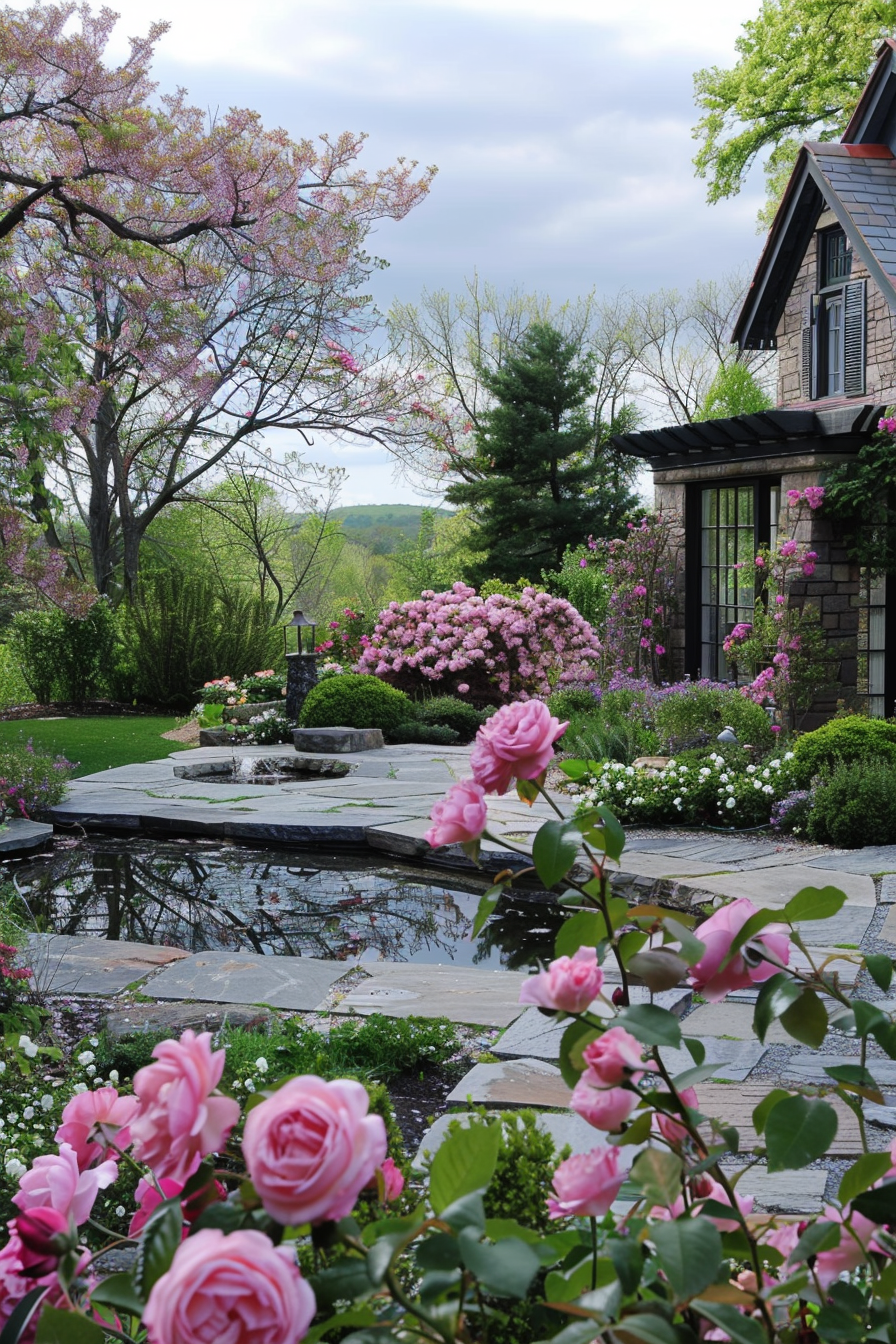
xmin=356 ymin=582 xmax=602 ymax=703
xmin=0 ymin=5 xmax=436 ymax=599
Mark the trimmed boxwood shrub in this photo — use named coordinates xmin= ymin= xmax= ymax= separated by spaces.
xmin=792 ymin=715 xmax=896 ymax=785
xmin=806 ymin=756 xmax=896 ymax=847
xmin=546 ymin=688 xmax=598 ymax=719
xmin=299 ymin=674 xmax=412 ymax=732
xmin=415 ymin=696 xmax=484 ymax=742
xmin=385 ymin=721 xmax=460 ymax=746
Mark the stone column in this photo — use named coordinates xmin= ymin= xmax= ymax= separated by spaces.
xmin=285 ymin=653 xmax=319 ymax=723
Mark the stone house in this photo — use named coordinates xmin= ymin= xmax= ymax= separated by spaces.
xmin=612 ymin=41 xmax=896 ymax=725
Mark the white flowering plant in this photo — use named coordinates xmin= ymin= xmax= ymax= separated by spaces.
xmin=569 ymin=748 xmax=800 ymax=828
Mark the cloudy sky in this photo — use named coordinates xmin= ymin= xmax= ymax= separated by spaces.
xmin=98 ymin=0 xmax=767 ymax=504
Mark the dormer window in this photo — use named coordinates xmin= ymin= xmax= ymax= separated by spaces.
xmin=800 ymin=226 xmax=865 ymax=400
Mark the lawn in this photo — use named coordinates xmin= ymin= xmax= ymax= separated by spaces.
xmin=0 ymin=716 xmax=190 ymax=778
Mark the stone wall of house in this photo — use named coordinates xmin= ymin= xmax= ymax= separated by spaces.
xmin=654 ymin=452 xmax=862 ymax=729
xmin=776 ymin=211 xmax=896 ymax=407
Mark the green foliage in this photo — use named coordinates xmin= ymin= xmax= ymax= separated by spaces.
xmin=561 ymin=703 xmax=659 ymax=766
xmin=299 ymin=673 xmax=413 ymax=732
xmin=692 ymin=0 xmax=893 ymax=217
xmin=414 ymin=695 xmax=485 ymax=741
xmin=385 ymin=721 xmax=461 ymax=746
xmin=0 ymin=644 xmax=31 ymax=710
xmin=654 ymin=686 xmax=774 ymax=754
xmin=806 ymin=756 xmax=896 ymax=847
xmin=542 ymin=543 xmax=610 ymax=627
xmin=825 ymin=419 xmax=896 ymax=573
xmin=445 ymin=323 xmax=635 ymax=582
xmin=547 ymin=688 xmax=599 ymax=719
xmin=791 ymin=715 xmax=896 ymax=785
xmin=8 ymin=605 xmax=117 ymax=704
xmin=0 ymin=737 xmax=73 ymax=814
xmin=443 ymin=1109 xmax=567 ymax=1235
xmin=696 ymin=362 xmax=773 ymax=419
xmin=122 ymin=569 xmax=281 ymax=709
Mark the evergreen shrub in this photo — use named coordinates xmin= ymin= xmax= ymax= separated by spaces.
xmin=653 ymin=685 xmax=774 ymax=754
xmin=9 ymin=601 xmax=117 ymax=703
xmin=385 ymin=721 xmax=460 ymax=746
xmin=414 ymin=695 xmax=484 ymax=740
xmin=806 ymin=757 xmax=896 ymax=847
xmin=299 ymin=672 xmax=412 ymax=732
xmin=791 ymin=715 xmax=896 ymax=785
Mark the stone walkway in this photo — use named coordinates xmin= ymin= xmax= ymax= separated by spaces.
xmin=33 ymin=740 xmax=896 ymax=1213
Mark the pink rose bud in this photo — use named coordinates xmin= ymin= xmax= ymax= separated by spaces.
xmin=379 ymin=1157 xmax=405 ymax=1202
xmin=130 ymin=1030 xmax=241 ymax=1185
xmin=470 ymin=700 xmax=568 ymax=796
xmin=570 ymin=1079 xmax=638 ymax=1132
xmin=689 ymin=897 xmax=790 ymax=1002
xmin=14 ymin=1208 xmax=73 ymax=1277
xmin=581 ymin=1027 xmax=647 ymax=1086
xmin=424 ymin=778 xmax=488 ymax=849
xmin=547 ymin=1146 xmax=624 ymax=1219
xmin=143 ymin=1228 xmax=316 ymax=1344
xmin=519 ymin=947 xmax=604 ymax=1014
xmin=243 ymin=1076 xmax=387 ymax=1225
xmin=653 ymin=1087 xmax=699 ymax=1145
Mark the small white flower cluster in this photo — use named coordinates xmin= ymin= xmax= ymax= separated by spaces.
xmin=574 ymin=750 xmax=798 ymax=828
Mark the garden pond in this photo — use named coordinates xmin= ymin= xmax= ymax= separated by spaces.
xmin=3 ymin=839 xmax=563 ymax=969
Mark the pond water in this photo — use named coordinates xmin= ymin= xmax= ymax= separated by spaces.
xmin=7 ymin=840 xmax=563 ymax=970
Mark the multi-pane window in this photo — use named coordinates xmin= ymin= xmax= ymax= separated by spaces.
xmin=800 ymin=227 xmax=865 ymax=400
xmin=858 ymin=571 xmax=887 ymax=717
xmin=699 ymin=483 xmax=780 ymax=681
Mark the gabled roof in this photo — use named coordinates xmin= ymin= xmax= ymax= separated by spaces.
xmin=733 ymin=41 xmax=896 ymax=350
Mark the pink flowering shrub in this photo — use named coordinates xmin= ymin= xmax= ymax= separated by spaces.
xmin=356 ymin=582 xmax=601 ymax=704
xmin=723 ymin=490 xmax=833 ymax=730
xmin=313 ymin=608 xmax=373 ymax=664
xmin=579 ymin=516 xmax=680 ymax=682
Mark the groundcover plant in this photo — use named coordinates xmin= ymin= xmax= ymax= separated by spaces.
xmin=0 ymin=700 xmax=894 ymax=1343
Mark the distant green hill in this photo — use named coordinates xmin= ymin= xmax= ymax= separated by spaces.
xmin=328 ymin=503 xmax=453 ymax=555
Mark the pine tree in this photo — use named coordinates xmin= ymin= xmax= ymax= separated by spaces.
xmin=445 ymin=323 xmax=634 ymax=583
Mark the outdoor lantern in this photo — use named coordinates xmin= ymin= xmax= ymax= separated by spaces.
xmin=283 ymin=609 xmax=317 ymax=657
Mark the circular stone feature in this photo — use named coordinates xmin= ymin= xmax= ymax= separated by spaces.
xmin=173 ymin=757 xmax=352 ymax=786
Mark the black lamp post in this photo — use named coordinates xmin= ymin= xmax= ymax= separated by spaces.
xmin=283 ymin=609 xmax=319 ymax=722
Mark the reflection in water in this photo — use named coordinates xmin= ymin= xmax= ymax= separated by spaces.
xmin=11 ymin=841 xmax=561 ymax=969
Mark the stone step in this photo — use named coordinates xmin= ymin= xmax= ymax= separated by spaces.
xmin=27 ymin=933 xmax=190 ymax=996
xmin=330 ymin=963 xmax=530 ymax=1028
xmin=146 ymin=948 xmax=349 ymax=1011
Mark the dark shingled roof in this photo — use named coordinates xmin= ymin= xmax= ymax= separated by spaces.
xmin=804 ymin=142 xmax=896 ymax=309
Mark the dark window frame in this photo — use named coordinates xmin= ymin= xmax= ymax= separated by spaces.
xmin=685 ymin=478 xmax=780 ymax=681
xmin=813 ymin=226 xmax=859 ymax=399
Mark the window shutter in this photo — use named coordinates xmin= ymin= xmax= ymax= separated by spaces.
xmin=843 ymin=279 xmax=866 ymax=396
xmin=800 ymin=292 xmax=815 ymax=400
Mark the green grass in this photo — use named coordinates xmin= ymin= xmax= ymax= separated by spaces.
xmin=0 ymin=716 xmax=190 ymax=777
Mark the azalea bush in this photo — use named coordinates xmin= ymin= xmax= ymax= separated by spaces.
xmin=357 ymin=582 xmax=602 ymax=705
xmin=5 ymin=704 xmax=896 ymax=1343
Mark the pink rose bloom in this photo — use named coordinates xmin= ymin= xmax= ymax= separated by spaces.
xmin=425 ymin=778 xmax=487 ymax=849
xmin=128 ymin=1177 xmax=185 ymax=1238
xmin=814 ymin=1207 xmax=880 ymax=1288
xmin=581 ymin=1027 xmax=647 ymax=1086
xmin=519 ymin=947 xmax=604 ymax=1014
xmin=655 ymin=645 xmax=666 ymax=656
xmin=653 ymin=1087 xmax=699 ymax=1145
xmin=0 ymin=1227 xmax=84 ymax=1341
xmin=13 ymin=1143 xmax=117 ymax=1227
xmin=243 ymin=1076 xmax=387 ymax=1225
xmin=779 ymin=539 xmax=797 ymax=557
xmin=130 ymin=1030 xmax=241 ymax=1184
xmin=380 ymin=1157 xmax=405 ymax=1202
xmin=652 ymin=1173 xmax=752 ymax=1233
xmin=689 ymin=898 xmax=789 ymax=1002
xmin=143 ymin=1228 xmax=315 ymax=1344
xmin=547 ymin=1146 xmax=624 ymax=1219
xmin=55 ymin=1087 xmax=139 ymax=1170
xmin=470 ymin=700 xmax=568 ymax=795
xmin=570 ymin=1079 xmax=638 ymax=1131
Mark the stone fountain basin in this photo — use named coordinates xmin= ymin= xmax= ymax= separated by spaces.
xmin=173 ymin=757 xmax=352 ymax=785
